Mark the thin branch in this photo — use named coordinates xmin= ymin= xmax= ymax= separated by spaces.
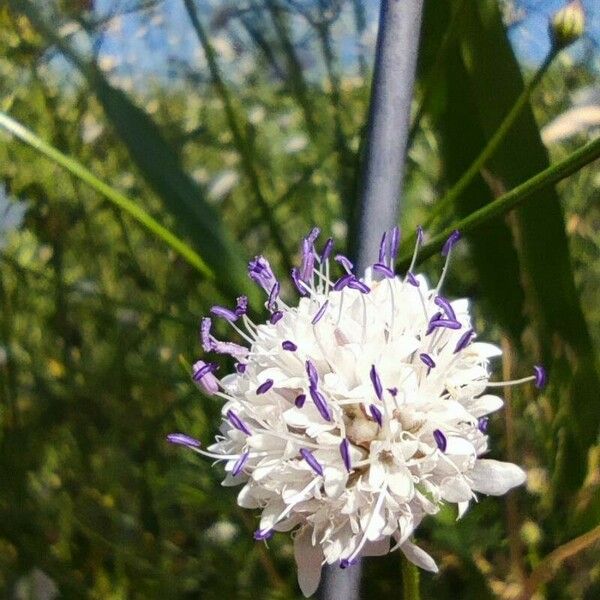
xmin=518 ymin=525 xmax=600 ymax=600
xmin=0 ymin=111 xmax=214 ymax=279
xmin=398 ymin=136 xmax=600 ymax=268
xmin=183 ymin=0 xmax=293 ymax=274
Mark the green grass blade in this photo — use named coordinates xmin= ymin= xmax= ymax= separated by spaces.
xmin=0 ymin=111 xmax=213 ymax=279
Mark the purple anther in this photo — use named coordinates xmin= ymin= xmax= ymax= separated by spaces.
xmin=454 ymin=329 xmax=475 ymax=353
xmin=428 ymin=318 xmax=462 ymax=332
xmin=433 ymin=429 xmax=447 ymax=452
xmin=369 ymin=404 xmax=383 ymax=427
xmin=300 ymin=448 xmax=324 ymax=476
xmin=282 ymin=340 xmax=297 ymax=351
xmin=333 ymin=273 xmax=354 ymax=291
xmin=334 ymin=254 xmax=354 ymax=272
xmin=200 ymin=317 xmax=214 ymax=352
xmin=211 ymin=339 xmax=249 ymax=357
xmin=300 ymin=244 xmax=315 ymax=282
xmin=232 ymin=451 xmax=250 ymax=476
xmin=227 ymin=409 xmax=252 ymax=435
xmin=425 ymin=312 xmax=443 ymax=335
xmin=235 ymin=362 xmax=247 ymax=374
xmin=235 ymin=295 xmax=248 ymax=317
xmin=406 ymin=271 xmax=419 ymax=287
xmin=370 ymin=364 xmax=383 ymax=400
xmin=378 ymin=231 xmax=388 ymax=264
xmin=372 ymin=262 xmax=395 ymax=278
xmin=390 ymin=226 xmax=401 ymax=261
xmin=420 ymin=353 xmax=436 ymax=369
xmin=441 ymin=230 xmax=461 ymax=257
xmin=340 ymin=558 xmax=358 ymax=569
xmin=309 ymin=386 xmax=332 ymax=422
xmin=321 ymin=238 xmax=334 ymax=261
xmin=270 ymin=311 xmax=283 ymax=324
xmin=291 ymin=267 xmax=308 ymax=296
xmin=267 ymin=282 xmax=280 ymax=312
xmin=167 ymin=433 xmax=201 ymax=448
xmin=305 ymin=360 xmax=319 ymax=387
xmin=311 ymin=300 xmax=329 ymax=325
xmin=533 ymin=365 xmax=547 ymax=389
xmin=294 ymin=393 xmax=306 ymax=408
xmin=192 ymin=361 xmax=218 ymax=382
xmin=434 ymin=296 xmax=456 ymax=320
xmin=306 ymin=226 xmax=321 ymax=246
xmin=253 ymin=528 xmax=274 ymax=541
xmin=256 ymin=379 xmax=274 ymax=395
xmin=210 ymin=305 xmax=239 ymax=322
xmin=192 ymin=360 xmax=220 ymax=395
xmin=416 ymin=225 xmax=424 ymax=245
xmin=248 ymin=255 xmax=277 ymax=293
xmin=339 ymin=438 xmax=351 ymax=472
xmin=477 ymin=416 xmax=489 ymax=434
xmin=388 ymin=387 xmax=398 ymax=397
xmin=347 ymin=278 xmax=370 ymax=294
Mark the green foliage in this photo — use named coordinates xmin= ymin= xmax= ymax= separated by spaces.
xmin=0 ymin=1 xmax=599 ymax=598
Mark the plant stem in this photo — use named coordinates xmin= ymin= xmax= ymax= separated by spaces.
xmin=0 ymin=112 xmax=213 ymax=279
xmin=401 ymin=554 xmax=421 ymax=600
xmin=398 ymin=135 xmax=600 ymax=268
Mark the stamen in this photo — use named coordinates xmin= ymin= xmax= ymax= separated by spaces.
xmin=437 ymin=230 xmax=461 ymax=292
xmin=406 ymin=225 xmax=424 ymax=276
xmin=477 ymin=417 xmax=489 ymax=434
xmin=268 ymin=282 xmax=280 ymax=312
xmin=300 ymin=448 xmax=324 ymax=476
xmin=433 ymin=429 xmax=447 ymax=452
xmin=389 ymin=226 xmax=401 ymax=268
xmin=291 ymin=267 xmax=308 ymax=296
xmin=248 ymin=256 xmax=277 ymax=293
xmin=321 ymin=238 xmax=334 ymax=262
xmin=210 ymin=305 xmax=239 ymax=322
xmin=282 ymin=340 xmax=298 ymax=351
xmin=434 ymin=296 xmax=456 ymax=320
xmin=347 ymin=278 xmax=370 ymax=294
xmin=270 ymin=311 xmax=283 ymax=325
xmin=333 ymin=273 xmax=354 ymax=291
xmin=420 ymin=353 xmax=436 ymax=369
xmin=227 ymin=409 xmax=252 ymax=435
xmin=427 ymin=318 xmax=461 ymax=333
xmin=378 ymin=231 xmax=388 ymax=264
xmin=256 ymin=379 xmax=274 ymax=395
xmin=454 ymin=329 xmax=475 ymax=353
xmin=235 ymin=296 xmax=248 ymax=317
xmin=309 ymin=386 xmax=332 ymax=422
xmin=235 ymin=363 xmax=246 ymax=374
xmin=335 ymin=254 xmax=354 ymax=273
xmin=405 ymin=271 xmax=419 ymax=287
xmin=295 ymin=394 xmax=306 ymax=408
xmin=533 ymin=365 xmax=547 ymax=389
xmin=253 ymin=528 xmax=274 ymax=541
xmin=311 ymin=300 xmax=329 ymax=324
xmin=232 ymin=451 xmax=250 ymax=476
xmin=167 ymin=433 xmax=201 ymax=448
xmin=370 ymin=365 xmax=383 ymax=400
xmin=373 ymin=263 xmax=395 ymax=278
xmin=340 ymin=438 xmax=352 ymax=472
xmin=192 ymin=361 xmax=218 ymax=381
xmin=369 ymin=404 xmax=383 ymax=427
xmin=305 ymin=360 xmax=319 ymax=387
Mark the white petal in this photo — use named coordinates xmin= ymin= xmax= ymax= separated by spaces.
xmin=361 ymin=537 xmax=390 ymax=557
xmin=457 ymin=501 xmax=470 ymax=519
xmin=388 ymin=468 xmax=414 ymax=500
xmin=237 ymin=485 xmax=261 ymax=509
xmin=445 ymin=436 xmax=476 ymax=456
xmin=440 ymin=476 xmax=473 ymax=502
xmin=469 ymin=342 xmax=502 ymax=358
xmin=324 ymin=466 xmax=348 ymax=498
xmin=294 ymin=527 xmax=324 ymax=598
xmin=470 ymin=459 xmax=526 ymax=495
xmin=467 ymin=394 xmax=504 ymax=417
xmin=400 ymin=541 xmax=439 ymax=573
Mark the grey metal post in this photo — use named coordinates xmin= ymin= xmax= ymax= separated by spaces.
xmin=318 ymin=1 xmax=424 ymax=598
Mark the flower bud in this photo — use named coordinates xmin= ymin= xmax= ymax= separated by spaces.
xmin=550 ymin=1 xmax=585 ymax=50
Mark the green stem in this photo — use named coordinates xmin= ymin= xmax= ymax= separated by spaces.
xmin=398 ymin=136 xmax=600 ymax=269
xmin=0 ymin=112 xmax=214 ymax=279
xmin=401 ymin=554 xmax=421 ymax=600
xmin=403 ymin=48 xmax=557 ymax=251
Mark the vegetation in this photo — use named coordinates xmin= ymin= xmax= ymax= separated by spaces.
xmin=0 ymin=1 xmax=598 ymax=598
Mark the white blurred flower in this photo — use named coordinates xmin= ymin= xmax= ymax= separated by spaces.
xmin=208 ymin=170 xmax=239 ymax=202
xmin=283 ymin=134 xmax=309 ymax=154
xmin=169 ymin=227 xmax=543 ymax=596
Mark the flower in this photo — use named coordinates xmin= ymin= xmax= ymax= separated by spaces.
xmin=168 ymin=227 xmax=544 ymax=597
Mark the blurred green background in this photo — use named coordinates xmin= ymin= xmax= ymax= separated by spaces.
xmin=0 ymin=1 xmax=599 ymax=598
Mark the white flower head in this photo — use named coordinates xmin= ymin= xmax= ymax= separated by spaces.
xmin=168 ymin=227 xmax=546 ymax=597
